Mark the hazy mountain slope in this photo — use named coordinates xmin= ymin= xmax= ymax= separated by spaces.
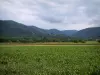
xmin=62 ymin=30 xmax=77 ymax=36
xmin=47 ymin=29 xmax=63 ymax=35
xmin=73 ymin=27 xmax=100 ymax=39
xmin=0 ymin=20 xmax=47 ymax=37
xmin=46 ymin=29 xmax=78 ymax=36
xmin=0 ymin=20 xmax=32 ymax=37
xmin=1 ymin=20 xmax=99 ymax=39
xmin=0 ymin=20 xmax=77 ymax=37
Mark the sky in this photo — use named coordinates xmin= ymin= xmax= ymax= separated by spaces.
xmin=0 ymin=0 xmax=100 ymax=30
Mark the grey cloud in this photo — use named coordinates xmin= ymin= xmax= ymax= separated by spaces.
xmin=0 ymin=0 xmax=100 ymax=30
xmin=82 ymin=0 xmax=100 ymax=26
xmin=40 ymin=15 xmax=64 ymax=23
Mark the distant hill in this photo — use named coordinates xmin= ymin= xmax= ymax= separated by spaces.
xmin=73 ymin=27 xmax=100 ymax=39
xmin=0 ymin=20 xmax=100 ymax=39
xmin=0 ymin=20 xmax=45 ymax=37
xmin=47 ymin=29 xmax=77 ymax=36
xmin=0 ymin=20 xmax=77 ymax=37
xmin=62 ymin=30 xmax=77 ymax=36
xmin=47 ymin=29 xmax=63 ymax=35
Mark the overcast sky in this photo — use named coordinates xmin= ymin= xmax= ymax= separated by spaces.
xmin=0 ymin=0 xmax=100 ymax=30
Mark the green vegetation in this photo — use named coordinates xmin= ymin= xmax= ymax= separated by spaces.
xmin=1 ymin=20 xmax=100 ymax=39
xmin=0 ymin=37 xmax=81 ymax=43
xmin=0 ymin=45 xmax=100 ymax=75
xmin=1 ymin=20 xmax=100 ymax=43
xmin=97 ymin=39 xmax=100 ymax=43
xmin=0 ymin=37 xmax=98 ymax=44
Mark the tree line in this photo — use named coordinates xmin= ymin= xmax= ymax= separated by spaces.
xmin=0 ymin=37 xmax=99 ymax=43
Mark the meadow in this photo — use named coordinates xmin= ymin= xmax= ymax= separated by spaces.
xmin=0 ymin=45 xmax=100 ymax=75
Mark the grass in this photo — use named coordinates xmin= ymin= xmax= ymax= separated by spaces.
xmin=0 ymin=41 xmax=100 ymax=46
xmin=0 ymin=45 xmax=100 ymax=75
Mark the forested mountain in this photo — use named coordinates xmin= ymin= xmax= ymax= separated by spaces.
xmin=0 ymin=20 xmax=47 ymax=37
xmin=0 ymin=20 xmax=100 ymax=40
xmin=62 ymin=30 xmax=77 ymax=36
xmin=0 ymin=20 xmax=77 ymax=37
xmin=73 ymin=27 xmax=100 ymax=39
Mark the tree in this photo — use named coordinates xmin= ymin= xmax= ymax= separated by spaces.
xmin=72 ymin=40 xmax=79 ymax=43
xmin=79 ymin=40 xmax=86 ymax=43
xmin=96 ymin=39 xmax=100 ymax=43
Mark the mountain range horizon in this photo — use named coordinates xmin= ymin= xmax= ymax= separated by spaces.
xmin=0 ymin=20 xmax=100 ymax=39
xmin=1 ymin=20 xmax=100 ymax=31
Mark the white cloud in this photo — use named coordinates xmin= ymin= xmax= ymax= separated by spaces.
xmin=0 ymin=0 xmax=100 ymax=30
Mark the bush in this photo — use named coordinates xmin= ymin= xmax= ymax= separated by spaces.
xmin=72 ymin=40 xmax=79 ymax=43
xmin=97 ymin=39 xmax=100 ymax=43
xmin=79 ymin=40 xmax=86 ymax=43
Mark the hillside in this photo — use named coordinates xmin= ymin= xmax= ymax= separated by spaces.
xmin=62 ymin=30 xmax=77 ymax=36
xmin=0 ymin=20 xmax=77 ymax=37
xmin=0 ymin=20 xmax=100 ymax=40
xmin=0 ymin=20 xmax=49 ymax=37
xmin=73 ymin=27 xmax=100 ymax=39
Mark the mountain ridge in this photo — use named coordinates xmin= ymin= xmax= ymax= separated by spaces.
xmin=0 ymin=20 xmax=77 ymax=37
xmin=0 ymin=20 xmax=100 ymax=39
xmin=73 ymin=27 xmax=100 ymax=39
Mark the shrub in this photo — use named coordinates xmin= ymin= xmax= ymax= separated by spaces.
xmin=72 ymin=40 xmax=79 ymax=43
xmin=97 ymin=39 xmax=100 ymax=43
xmin=79 ymin=40 xmax=86 ymax=43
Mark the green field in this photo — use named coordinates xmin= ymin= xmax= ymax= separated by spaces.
xmin=0 ymin=45 xmax=100 ymax=75
xmin=0 ymin=41 xmax=100 ymax=45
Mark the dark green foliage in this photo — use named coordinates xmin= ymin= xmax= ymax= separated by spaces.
xmin=73 ymin=27 xmax=100 ymax=39
xmin=72 ymin=40 xmax=79 ymax=43
xmin=71 ymin=39 xmax=86 ymax=43
xmin=0 ymin=37 xmax=87 ymax=43
xmin=0 ymin=36 xmax=72 ymax=43
xmin=97 ymin=39 xmax=100 ymax=43
xmin=79 ymin=40 xmax=86 ymax=43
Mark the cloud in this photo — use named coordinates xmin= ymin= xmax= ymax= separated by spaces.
xmin=0 ymin=0 xmax=100 ymax=30
xmin=81 ymin=0 xmax=100 ymax=26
